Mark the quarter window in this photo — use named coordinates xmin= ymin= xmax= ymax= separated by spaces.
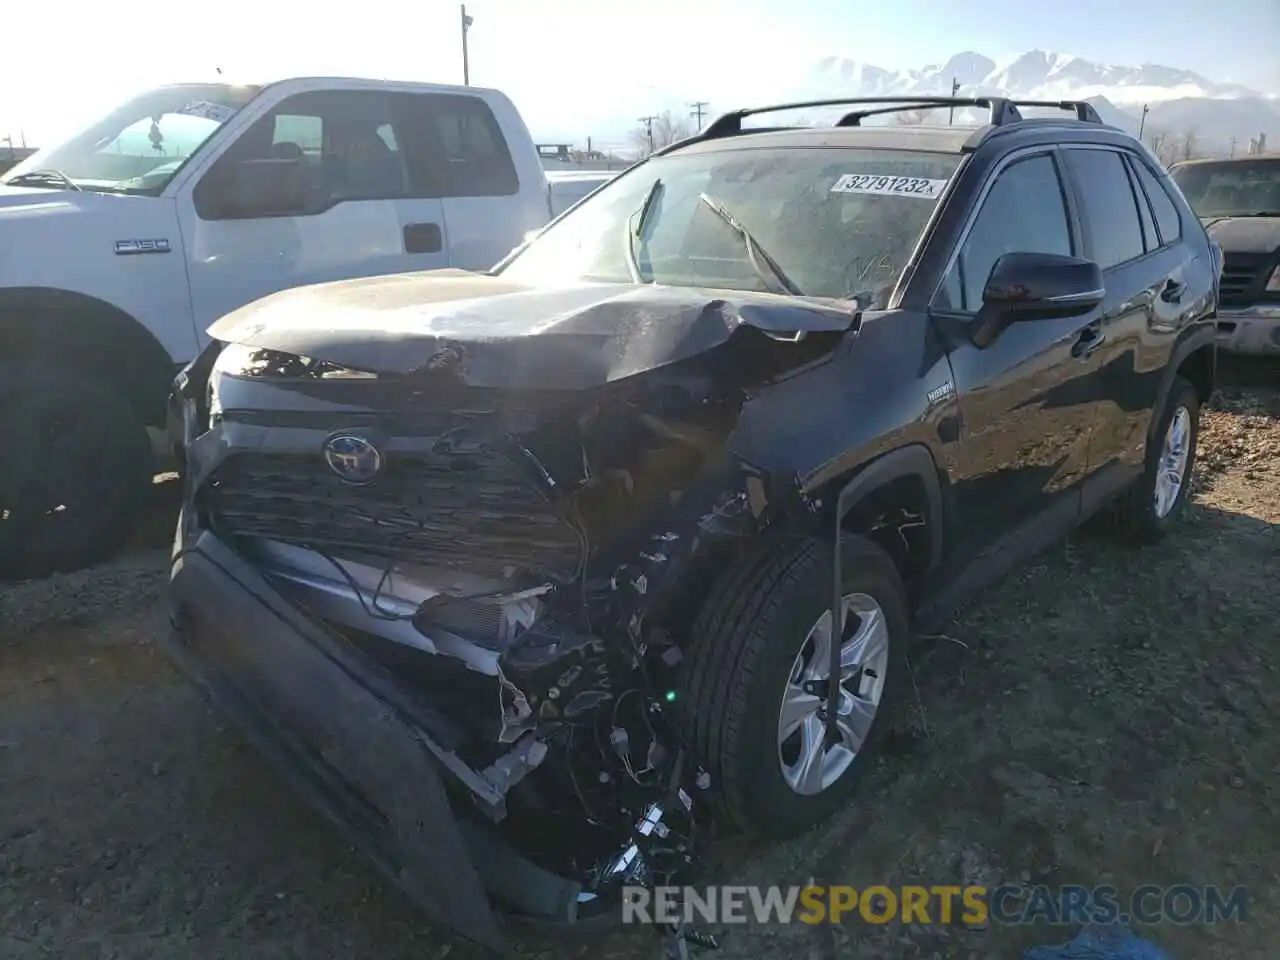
xmin=1129 ymin=157 xmax=1183 ymax=246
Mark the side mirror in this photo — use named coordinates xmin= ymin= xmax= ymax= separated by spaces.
xmin=213 ymin=158 xmax=311 ymax=219
xmin=970 ymin=252 xmax=1105 ymax=348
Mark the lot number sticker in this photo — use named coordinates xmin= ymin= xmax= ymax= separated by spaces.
xmin=831 ymin=174 xmax=948 ymax=199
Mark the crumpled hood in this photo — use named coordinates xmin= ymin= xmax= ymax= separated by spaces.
xmin=207 ymin=269 xmax=858 ymax=390
xmin=1202 ymin=216 xmax=1280 ymax=255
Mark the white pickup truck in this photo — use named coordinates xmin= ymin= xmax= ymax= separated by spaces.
xmin=0 ymin=76 xmax=555 ymax=579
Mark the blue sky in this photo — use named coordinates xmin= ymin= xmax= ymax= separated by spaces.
xmin=1 ymin=0 xmax=1275 ymax=148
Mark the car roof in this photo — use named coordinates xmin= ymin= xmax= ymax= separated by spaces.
xmin=662 ymin=115 xmax=1138 ymax=162
xmin=668 ymin=124 xmax=983 ymax=156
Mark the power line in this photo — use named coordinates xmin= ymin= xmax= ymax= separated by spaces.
xmin=689 ymin=101 xmax=709 ymax=129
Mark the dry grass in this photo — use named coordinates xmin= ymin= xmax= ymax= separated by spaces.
xmin=1 ymin=363 xmax=1277 ymax=960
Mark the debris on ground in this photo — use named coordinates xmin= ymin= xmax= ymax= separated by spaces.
xmin=1 ymin=370 xmax=1277 ymax=960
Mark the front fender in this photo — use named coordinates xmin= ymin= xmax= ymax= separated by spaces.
xmin=831 ymin=443 xmax=945 ymax=578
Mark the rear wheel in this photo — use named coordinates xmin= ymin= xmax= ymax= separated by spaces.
xmin=681 ymin=534 xmax=908 ymax=838
xmin=0 ymin=364 xmax=153 ymax=580
xmin=1104 ymin=375 xmax=1200 ymax=544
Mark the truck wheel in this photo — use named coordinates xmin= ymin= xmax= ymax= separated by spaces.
xmin=0 ymin=364 xmax=153 ymax=580
xmin=681 ymin=534 xmax=908 ymax=838
xmin=1104 ymin=375 xmax=1200 ymax=545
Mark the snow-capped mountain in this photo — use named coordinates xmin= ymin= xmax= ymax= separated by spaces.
xmin=789 ymin=50 xmax=1279 ymax=155
xmin=538 ymin=49 xmax=1277 ymax=160
xmin=804 ymin=49 xmax=1269 ymax=107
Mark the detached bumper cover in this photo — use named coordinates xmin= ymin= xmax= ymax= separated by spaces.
xmin=1216 ymin=304 xmax=1280 ymax=355
xmin=162 ymin=524 xmax=506 ymax=954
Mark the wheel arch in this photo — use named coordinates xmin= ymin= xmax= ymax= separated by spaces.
xmin=0 ymin=286 xmax=177 ymax=427
xmin=1151 ymin=324 xmax=1216 ymax=444
xmin=825 ymin=443 xmax=946 ymax=585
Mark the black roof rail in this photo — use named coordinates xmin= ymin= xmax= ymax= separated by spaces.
xmin=701 ymin=97 xmax=1027 ymax=138
xmin=833 ymin=99 xmax=1008 ymax=126
xmin=692 ymin=95 xmax=1105 ymax=144
xmin=1005 ymin=99 xmax=1104 ymax=124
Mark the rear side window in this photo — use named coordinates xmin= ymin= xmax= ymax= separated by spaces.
xmin=1128 ymin=157 xmax=1182 ymax=246
xmin=1067 ymin=149 xmax=1146 ymax=269
xmin=392 ymin=93 xmax=518 ymax=198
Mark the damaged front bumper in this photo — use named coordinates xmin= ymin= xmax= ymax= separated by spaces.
xmin=158 ymin=305 xmax=843 ymax=952
xmin=165 ymin=519 xmax=686 ymax=955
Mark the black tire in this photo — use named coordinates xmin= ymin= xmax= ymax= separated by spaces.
xmin=681 ymin=533 xmax=908 ymax=839
xmin=0 ymin=363 xmax=153 ymax=580
xmin=1103 ymin=375 xmax=1200 ymax=545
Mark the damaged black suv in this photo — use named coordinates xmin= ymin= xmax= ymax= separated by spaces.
xmin=164 ymin=97 xmax=1219 ymax=955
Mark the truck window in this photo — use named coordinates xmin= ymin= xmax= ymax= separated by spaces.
xmin=195 ymin=90 xmax=411 ymax=216
xmin=269 ymin=91 xmax=408 ymax=201
xmin=390 ymin=93 xmax=519 ymax=198
xmin=0 ymin=83 xmax=259 ymax=195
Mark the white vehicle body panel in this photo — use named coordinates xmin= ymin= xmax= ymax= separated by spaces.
xmin=0 ymin=76 xmax=553 ymax=366
xmin=0 ymin=186 xmax=197 ymax=360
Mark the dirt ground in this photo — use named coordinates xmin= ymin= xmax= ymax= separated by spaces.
xmin=2 ymin=360 xmax=1277 ymax=960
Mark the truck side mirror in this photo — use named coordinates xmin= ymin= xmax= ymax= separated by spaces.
xmin=211 ymin=158 xmax=311 ymax=219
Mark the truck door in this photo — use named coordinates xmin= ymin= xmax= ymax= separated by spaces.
xmin=180 ymin=88 xmax=449 ymax=340
xmin=388 ymin=90 xmax=541 ymax=271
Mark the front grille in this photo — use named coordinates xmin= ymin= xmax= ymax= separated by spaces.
xmin=1219 ymin=254 xmax=1268 ymax=305
xmin=200 ymin=452 xmax=584 ymax=581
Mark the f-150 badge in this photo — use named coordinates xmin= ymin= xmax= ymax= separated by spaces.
xmin=114 ymin=239 xmax=171 ymax=255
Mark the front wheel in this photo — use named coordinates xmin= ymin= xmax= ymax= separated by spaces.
xmin=0 ymin=364 xmax=153 ymax=580
xmin=681 ymin=534 xmax=908 ymax=838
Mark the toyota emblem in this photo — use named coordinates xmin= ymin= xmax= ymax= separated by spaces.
xmin=323 ymin=434 xmax=383 ymax=484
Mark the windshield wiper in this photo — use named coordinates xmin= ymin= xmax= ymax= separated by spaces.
xmin=4 ymin=169 xmax=82 ymax=192
xmin=696 ymin=192 xmax=804 ymax=296
xmin=624 ymin=177 xmax=664 ymax=283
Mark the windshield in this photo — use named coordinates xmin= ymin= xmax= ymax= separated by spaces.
xmin=1 ymin=83 xmax=262 ymax=195
xmin=1170 ymin=158 xmax=1280 ymax=218
xmin=497 ymin=147 xmax=963 ymax=304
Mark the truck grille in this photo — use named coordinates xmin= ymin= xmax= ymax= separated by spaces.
xmin=1218 ymin=253 xmax=1268 ymax=305
xmin=200 ymin=452 xmax=584 ymax=582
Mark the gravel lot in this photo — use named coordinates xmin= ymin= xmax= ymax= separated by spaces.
xmin=2 ymin=360 xmax=1277 ymax=960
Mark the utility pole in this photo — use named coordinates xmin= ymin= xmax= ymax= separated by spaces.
xmin=948 ymin=77 xmax=960 ymax=126
xmin=1138 ymin=103 xmax=1149 ymax=139
xmin=460 ymin=4 xmax=474 ymax=86
xmin=638 ymin=115 xmax=657 ymax=155
xmin=689 ymin=101 xmax=709 ymax=129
